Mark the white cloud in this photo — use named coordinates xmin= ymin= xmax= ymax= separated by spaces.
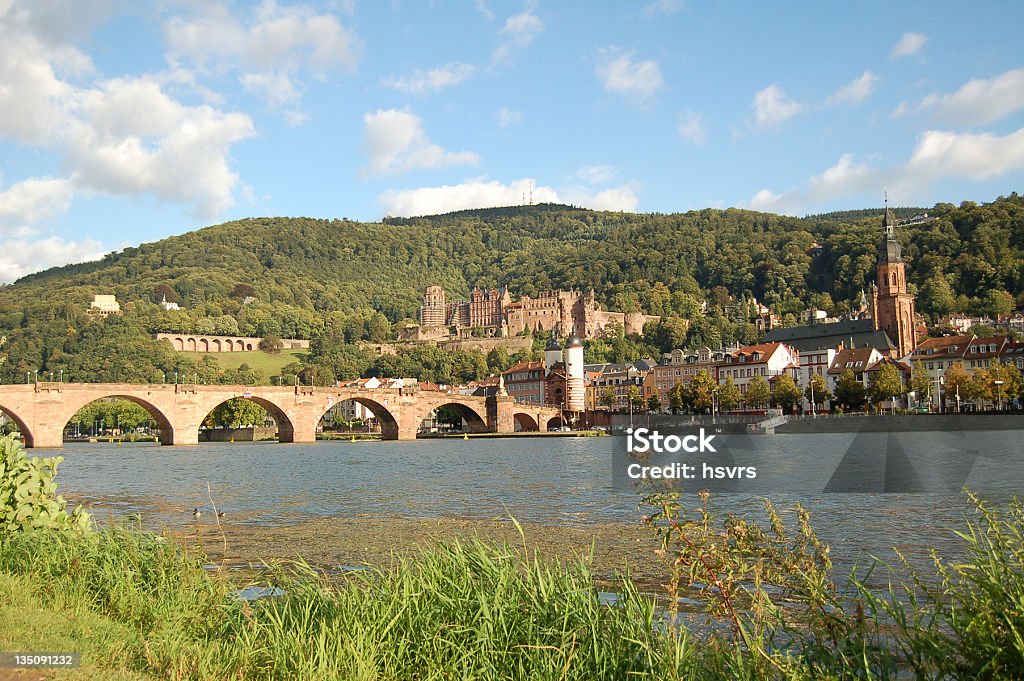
xmin=563 ymin=185 xmax=640 ymax=212
xmin=907 ymin=128 xmax=1024 ymax=180
xmin=891 ymin=32 xmax=927 ymax=59
xmin=165 ymin=0 xmax=361 ymax=115
xmin=748 ymin=188 xmax=787 ymax=213
xmin=575 ymin=165 xmax=618 ymax=184
xmin=828 ymin=71 xmax=878 ymax=106
xmin=0 ymin=11 xmax=87 ymax=144
xmin=0 ymin=235 xmax=107 ymax=283
xmin=595 ymin=48 xmax=663 ymax=104
xmin=165 ymin=1 xmax=362 ymax=74
xmin=745 ymin=127 xmax=1024 ymax=215
xmin=677 ymin=110 xmax=706 ymax=144
xmin=0 ymin=9 xmax=256 ymax=218
xmin=917 ymin=69 xmax=1024 ymax=126
xmin=753 ymin=84 xmax=802 ymax=127
xmin=361 ymin=109 xmax=480 ymax=177
xmin=285 ymin=109 xmax=309 ymax=127
xmin=0 ymin=177 xmax=75 ymax=228
xmin=643 ymin=0 xmax=682 ymax=18
xmin=381 ymin=62 xmax=476 ymax=95
xmin=378 ymin=177 xmax=638 ymax=217
xmin=493 ymin=3 xmax=543 ymax=63
xmin=68 ymin=75 xmax=256 ymax=216
xmin=890 ymin=101 xmax=909 ymax=118
xmin=496 ymin=107 xmax=522 ymax=128
xmin=807 ymin=153 xmax=877 ymax=199
xmin=474 ymin=0 xmax=495 ymax=21
xmin=240 ymin=71 xmax=300 ymax=107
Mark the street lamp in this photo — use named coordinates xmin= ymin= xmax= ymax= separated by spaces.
xmin=994 ymin=379 xmax=1005 ymax=412
xmin=935 ymin=371 xmax=944 ymax=414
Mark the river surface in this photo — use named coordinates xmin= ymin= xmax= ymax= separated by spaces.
xmin=55 ymin=430 xmax=1024 ymax=576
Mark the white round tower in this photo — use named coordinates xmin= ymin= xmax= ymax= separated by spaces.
xmin=564 ymin=333 xmax=585 ymax=412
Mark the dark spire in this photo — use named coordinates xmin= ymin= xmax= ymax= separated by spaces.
xmin=879 ymin=201 xmax=903 ymax=264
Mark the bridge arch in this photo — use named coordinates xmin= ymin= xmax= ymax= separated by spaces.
xmin=513 ymin=412 xmax=539 ymax=432
xmin=64 ymin=394 xmax=176 ymax=445
xmin=0 ymin=403 xmax=35 ymax=448
xmin=318 ymin=397 xmax=400 ymax=440
xmin=546 ymin=416 xmax=564 ymax=431
xmin=419 ymin=400 xmax=489 ymax=435
xmin=200 ymin=396 xmax=296 ymax=442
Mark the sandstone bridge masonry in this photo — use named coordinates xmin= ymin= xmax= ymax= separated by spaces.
xmin=0 ymin=382 xmax=562 ymax=448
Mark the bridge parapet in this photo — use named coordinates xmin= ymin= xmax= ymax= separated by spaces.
xmin=0 ymin=382 xmax=520 ymax=447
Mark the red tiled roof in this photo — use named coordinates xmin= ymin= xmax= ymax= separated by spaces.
xmin=502 ymin=360 xmax=544 ymax=375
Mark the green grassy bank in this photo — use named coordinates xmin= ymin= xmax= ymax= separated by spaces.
xmin=2 ymin=435 xmax=1024 ymax=679
xmin=177 ymin=348 xmax=306 ymax=377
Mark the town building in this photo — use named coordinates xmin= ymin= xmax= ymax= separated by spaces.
xmin=717 ymin=342 xmax=801 ymax=402
xmin=159 ymin=295 xmax=180 ymax=311
xmin=501 ymin=360 xmax=546 ymax=405
xmin=644 ymin=347 xmax=731 ymax=410
xmin=827 ymin=346 xmax=911 ymax=409
xmin=89 ymin=294 xmax=121 ymax=317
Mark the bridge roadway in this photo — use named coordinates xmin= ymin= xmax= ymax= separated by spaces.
xmin=0 ymin=382 xmax=563 ymax=448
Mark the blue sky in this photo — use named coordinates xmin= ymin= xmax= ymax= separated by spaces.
xmin=1 ymin=1 xmax=1023 ymax=281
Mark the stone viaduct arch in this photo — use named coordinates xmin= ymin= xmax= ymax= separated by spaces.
xmin=0 ymin=383 xmax=560 ymax=448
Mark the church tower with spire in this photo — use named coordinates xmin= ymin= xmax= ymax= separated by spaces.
xmin=872 ymin=205 xmax=916 ymax=358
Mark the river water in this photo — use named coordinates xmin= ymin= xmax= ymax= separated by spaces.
xmin=55 ymin=429 xmax=1024 ymax=576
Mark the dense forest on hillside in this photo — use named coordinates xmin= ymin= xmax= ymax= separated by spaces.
xmin=0 ymin=194 xmax=1021 ymax=386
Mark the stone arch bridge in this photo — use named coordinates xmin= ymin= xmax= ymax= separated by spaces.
xmin=0 ymin=382 xmax=563 ymax=448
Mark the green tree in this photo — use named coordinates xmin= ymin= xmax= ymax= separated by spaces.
xmin=690 ymin=369 xmax=718 ymax=413
xmin=486 ymin=346 xmax=511 ymax=374
xmin=718 ymin=376 xmax=741 ymax=411
xmin=745 ymin=375 xmax=771 ymax=409
xmin=909 ymin=360 xmax=932 ymax=401
xmin=647 ymin=394 xmax=662 ymax=413
xmin=668 ymin=382 xmax=688 ymax=413
xmin=918 ymin=275 xmax=956 ymax=317
xmin=975 ymin=361 xmax=1022 ymax=408
xmin=771 ymin=374 xmax=802 ymax=412
xmin=626 ymin=384 xmax=644 ymax=411
xmin=942 ymin=362 xmax=974 ymax=410
xmin=259 ymin=335 xmax=283 ymax=355
xmin=834 ymin=369 xmax=867 ymax=411
xmin=981 ymin=289 xmax=1015 ymax=318
xmin=868 ymin=363 xmax=905 ymax=410
xmin=207 ymin=398 xmax=269 ymax=428
xmin=803 ymin=373 xmax=832 ymax=410
xmin=599 ymin=386 xmax=616 ymax=410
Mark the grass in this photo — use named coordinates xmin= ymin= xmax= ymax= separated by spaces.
xmin=2 ymin=498 xmax=1023 ymax=679
xmin=0 ymin=527 xmax=692 ymax=680
xmin=2 ymin=432 xmax=1023 ymax=680
xmin=177 ymin=348 xmax=306 ymax=378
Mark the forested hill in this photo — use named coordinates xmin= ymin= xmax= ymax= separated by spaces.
xmin=4 ymin=195 xmax=1022 ymax=325
xmin=0 ymin=195 xmax=1020 ymax=385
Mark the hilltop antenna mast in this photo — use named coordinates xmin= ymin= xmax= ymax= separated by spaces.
xmin=529 ymin=180 xmax=534 ymax=206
